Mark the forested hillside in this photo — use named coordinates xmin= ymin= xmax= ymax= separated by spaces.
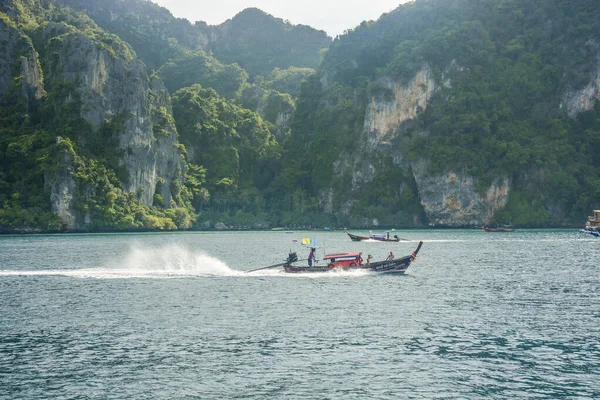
xmin=1 ymin=0 xmax=600 ymax=232
xmin=283 ymin=0 xmax=600 ymax=227
xmin=0 ymin=0 xmax=283 ymax=232
xmin=56 ymin=0 xmax=331 ymax=76
xmin=56 ymin=0 xmax=328 ymax=145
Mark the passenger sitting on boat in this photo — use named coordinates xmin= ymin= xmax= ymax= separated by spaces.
xmin=308 ymin=248 xmax=316 ymax=267
xmin=358 ymin=252 xmax=363 ymax=265
xmin=387 ymin=251 xmax=394 ymax=261
xmin=366 ymin=254 xmax=372 ymax=265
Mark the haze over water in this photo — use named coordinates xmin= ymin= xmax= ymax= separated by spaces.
xmin=1 ymin=230 xmax=599 ymax=398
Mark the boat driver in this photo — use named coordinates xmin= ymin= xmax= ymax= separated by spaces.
xmin=308 ymin=248 xmax=316 ymax=267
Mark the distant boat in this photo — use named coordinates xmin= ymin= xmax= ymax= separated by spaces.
xmin=580 ymin=227 xmax=600 ymax=238
xmin=482 ymin=226 xmax=515 ymax=233
xmin=346 ymin=231 xmax=404 ymax=242
xmin=580 ymin=210 xmax=600 ymax=238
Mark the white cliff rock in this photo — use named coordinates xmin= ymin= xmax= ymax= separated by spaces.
xmin=364 ymin=67 xmax=436 ymax=148
xmin=45 ymin=26 xmax=183 ymax=215
xmin=411 ymin=160 xmax=510 ymax=226
xmin=562 ymin=62 xmax=600 ymax=118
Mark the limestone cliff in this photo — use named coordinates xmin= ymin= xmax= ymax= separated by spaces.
xmin=351 ymin=65 xmax=510 ymax=226
xmin=44 ymin=23 xmax=183 ymax=217
xmin=562 ymin=60 xmax=600 ymax=118
xmin=35 ymin=23 xmax=183 ymax=230
xmin=47 ymin=143 xmax=88 ymax=230
xmin=411 ymin=160 xmax=509 ymax=226
xmin=363 ymin=68 xmax=436 ymax=149
xmin=0 ymin=18 xmax=44 ymax=105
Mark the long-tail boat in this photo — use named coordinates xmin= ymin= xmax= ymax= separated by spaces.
xmin=281 ymin=241 xmax=423 ymax=274
xmin=482 ymin=226 xmax=515 ymax=232
xmin=346 ymin=231 xmax=404 ymax=242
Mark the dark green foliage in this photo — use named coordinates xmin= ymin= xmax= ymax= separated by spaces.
xmin=0 ymin=16 xmax=59 ymax=230
xmin=210 ymin=8 xmax=330 ymax=77
xmin=55 ymin=0 xmax=196 ymax=70
xmin=262 ymin=91 xmax=295 ymax=127
xmin=262 ymin=67 xmax=316 ymax=98
xmin=172 ymin=84 xmax=282 ymax=220
xmin=55 ymin=0 xmax=330 ymax=80
xmin=158 ymin=51 xmax=248 ymax=99
xmin=0 ymin=1 xmax=197 ymax=232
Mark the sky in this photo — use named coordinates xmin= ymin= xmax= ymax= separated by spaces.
xmin=151 ymin=0 xmax=412 ymax=37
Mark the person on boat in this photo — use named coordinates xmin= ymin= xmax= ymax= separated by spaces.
xmin=357 ymin=252 xmax=363 ymax=265
xmin=366 ymin=254 xmax=372 ymax=266
xmin=387 ymin=232 xmax=390 ymax=240
xmin=387 ymin=251 xmax=395 ymax=260
xmin=308 ymin=247 xmax=316 ymax=267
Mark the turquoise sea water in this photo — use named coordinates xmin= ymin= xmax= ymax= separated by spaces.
xmin=1 ymin=230 xmax=599 ymax=399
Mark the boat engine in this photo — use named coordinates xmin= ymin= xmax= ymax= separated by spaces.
xmin=286 ymin=252 xmax=298 ymax=264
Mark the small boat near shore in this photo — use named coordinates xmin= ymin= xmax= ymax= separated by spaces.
xmin=580 ymin=210 xmax=600 ymax=238
xmin=482 ymin=226 xmax=515 ymax=233
xmin=282 ymin=241 xmax=423 ymax=274
xmin=580 ymin=227 xmax=600 ymax=238
xmin=346 ymin=231 xmax=405 ymax=242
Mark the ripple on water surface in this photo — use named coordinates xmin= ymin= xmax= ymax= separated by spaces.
xmin=0 ymin=230 xmax=599 ymax=399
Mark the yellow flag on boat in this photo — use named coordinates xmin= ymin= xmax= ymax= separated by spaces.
xmin=301 ymin=238 xmax=312 ymax=245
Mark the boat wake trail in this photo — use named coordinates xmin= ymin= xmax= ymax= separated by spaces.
xmin=0 ymin=244 xmax=378 ymax=279
xmin=0 ymin=244 xmax=244 ymax=279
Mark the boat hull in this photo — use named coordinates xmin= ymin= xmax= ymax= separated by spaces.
xmin=346 ymin=231 xmax=401 ymax=242
xmin=346 ymin=232 xmax=370 ymax=241
xmin=283 ymin=255 xmax=413 ymax=274
xmin=483 ymin=227 xmax=515 ymax=232
xmin=283 ymin=241 xmax=423 ymax=274
xmin=580 ymin=228 xmax=600 ymax=238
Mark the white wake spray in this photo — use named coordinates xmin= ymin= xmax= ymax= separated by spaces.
xmin=0 ymin=244 xmax=244 ymax=279
xmin=117 ymin=244 xmax=242 ymax=277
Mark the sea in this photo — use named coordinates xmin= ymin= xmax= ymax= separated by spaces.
xmin=0 ymin=229 xmax=599 ymax=399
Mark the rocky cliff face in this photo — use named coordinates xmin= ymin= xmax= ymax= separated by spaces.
xmin=364 ymin=67 xmax=436 ymax=149
xmin=411 ymin=160 xmax=510 ymax=226
xmin=36 ymin=23 xmax=183 ymax=230
xmin=47 ymin=145 xmax=88 ymax=230
xmin=44 ymin=24 xmax=183 ymax=216
xmin=0 ymin=18 xmax=44 ymax=105
xmin=562 ymin=60 xmax=600 ymax=118
xmin=353 ymin=65 xmax=511 ymax=226
xmin=0 ymin=20 xmax=18 ymax=98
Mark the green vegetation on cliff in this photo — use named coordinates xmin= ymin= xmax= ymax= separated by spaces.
xmin=172 ymin=84 xmax=282 ymax=227
xmin=2 ymin=0 xmax=600 ymax=231
xmin=211 ymin=8 xmax=330 ymax=77
xmin=1 ymin=1 xmax=197 ymax=232
xmin=158 ymin=51 xmax=248 ymax=100
xmin=287 ymin=0 xmax=600 ymax=226
xmin=56 ymin=0 xmax=330 ymax=78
